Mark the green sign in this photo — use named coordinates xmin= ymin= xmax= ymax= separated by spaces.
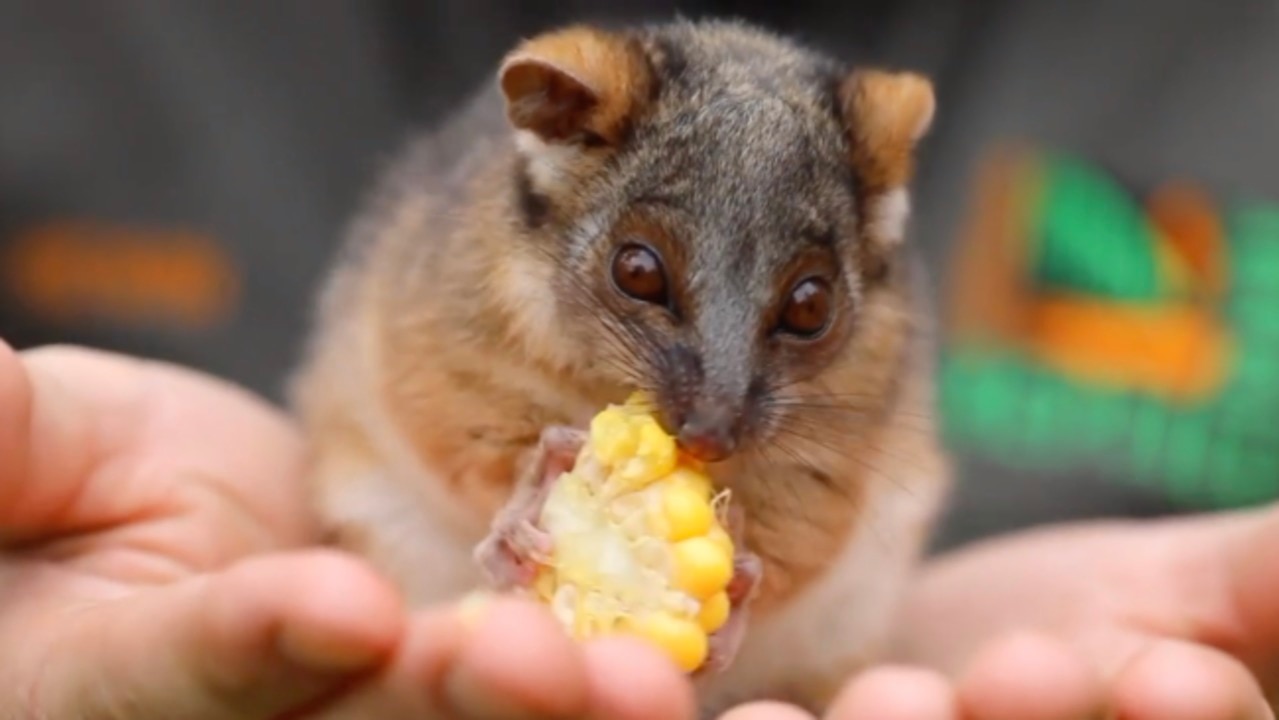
xmin=940 ymin=150 xmax=1279 ymax=509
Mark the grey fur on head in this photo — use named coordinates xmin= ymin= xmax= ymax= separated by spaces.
xmin=497 ymin=17 xmax=933 ymax=456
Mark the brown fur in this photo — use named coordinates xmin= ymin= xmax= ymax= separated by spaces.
xmin=840 ymin=69 xmax=936 ymax=279
xmin=501 ymin=26 xmax=655 ymax=145
xmin=291 ymin=17 xmax=950 ymax=717
xmin=841 ymin=69 xmax=935 ymax=193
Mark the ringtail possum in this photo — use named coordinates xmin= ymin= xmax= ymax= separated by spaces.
xmin=291 ymin=17 xmax=951 ymax=715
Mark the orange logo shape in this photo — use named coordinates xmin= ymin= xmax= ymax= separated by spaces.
xmin=2 ymin=219 xmax=240 ymax=330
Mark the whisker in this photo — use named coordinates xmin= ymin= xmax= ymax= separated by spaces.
xmin=767 ymin=423 xmax=926 ymax=501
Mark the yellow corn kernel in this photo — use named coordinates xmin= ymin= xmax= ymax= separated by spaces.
xmin=624 ymin=614 xmax=709 ymax=673
xmin=661 ymin=482 xmax=715 ymax=541
xmin=526 ymin=392 xmax=739 ymax=674
xmin=706 ymin=525 xmax=734 ymax=556
xmin=672 ymin=536 xmax=734 ymax=600
xmin=637 ymin=418 xmax=676 ymax=462
xmin=590 ymin=407 xmax=637 ymax=465
xmin=667 ymin=466 xmax=715 ymax=499
xmin=533 ymin=569 xmax=557 ymax=601
xmin=698 ymin=591 xmax=731 ymax=633
xmin=615 ymin=417 xmax=677 ymax=487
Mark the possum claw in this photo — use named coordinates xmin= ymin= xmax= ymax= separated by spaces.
xmin=698 ymin=534 xmax=763 ymax=675
xmin=474 ymin=425 xmax=586 ymax=590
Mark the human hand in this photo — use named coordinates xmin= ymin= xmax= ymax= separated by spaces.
xmin=719 ymin=509 xmax=1279 ymax=720
xmin=0 ymin=340 xmax=696 ymax=719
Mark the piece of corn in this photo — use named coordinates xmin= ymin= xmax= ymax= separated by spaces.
xmin=532 ymin=392 xmax=735 ymax=673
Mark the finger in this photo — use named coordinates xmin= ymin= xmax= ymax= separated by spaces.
xmin=325 ymin=605 xmax=469 ymax=719
xmin=0 ymin=342 xmax=311 ymax=546
xmin=0 ymin=337 xmax=52 ymax=540
xmin=717 ymin=701 xmax=815 ymax=720
xmin=32 ymin=550 xmax=404 ymax=720
xmin=580 ymin=635 xmax=699 ymax=720
xmin=439 ymin=596 xmax=591 ymax=718
xmin=1110 ymin=639 xmax=1273 ymax=720
xmin=825 ymin=665 xmax=959 ymax=720
xmin=0 ymin=341 xmax=173 ymax=541
xmin=1224 ymin=507 xmax=1279 ymax=685
xmin=956 ymin=631 xmax=1106 ymax=720
xmin=323 ymin=595 xmax=611 ymax=720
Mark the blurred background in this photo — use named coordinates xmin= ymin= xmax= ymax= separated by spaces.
xmin=2 ymin=0 xmax=1276 ymax=552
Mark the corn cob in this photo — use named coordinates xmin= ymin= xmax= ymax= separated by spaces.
xmin=530 ymin=392 xmax=736 ymax=673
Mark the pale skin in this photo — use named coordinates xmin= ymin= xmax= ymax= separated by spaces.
xmin=0 ymin=339 xmax=695 ymax=720
xmin=2 ymin=337 xmax=1276 ymax=719
xmin=731 ymin=512 xmax=1279 ymax=720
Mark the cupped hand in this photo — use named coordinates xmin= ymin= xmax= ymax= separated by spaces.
xmin=721 ymin=509 xmax=1279 ymax=720
xmin=0 ymin=340 xmax=696 ymax=719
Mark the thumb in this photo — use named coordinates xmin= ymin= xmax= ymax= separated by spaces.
xmin=0 ymin=338 xmax=39 ymax=535
xmin=0 ymin=339 xmax=149 ymax=542
xmin=31 ymin=550 xmax=405 ymax=720
xmin=1221 ymin=505 xmax=1279 ymax=686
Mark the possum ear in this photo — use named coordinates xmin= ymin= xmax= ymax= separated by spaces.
xmin=498 ymin=25 xmax=652 ymax=147
xmin=838 ymin=69 xmax=935 ymax=276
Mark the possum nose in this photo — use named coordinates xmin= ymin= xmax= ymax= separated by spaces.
xmin=676 ymin=414 xmax=738 ymax=463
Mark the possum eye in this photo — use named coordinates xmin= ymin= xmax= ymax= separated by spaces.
xmin=611 ymin=243 xmax=669 ymax=306
xmin=777 ymin=277 xmax=832 ymax=338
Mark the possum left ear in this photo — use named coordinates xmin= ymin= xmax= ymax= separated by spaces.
xmin=838 ymin=69 xmax=935 ymax=277
xmin=498 ymin=25 xmax=653 ymax=147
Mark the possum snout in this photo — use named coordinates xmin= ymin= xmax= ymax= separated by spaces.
xmin=676 ymin=400 xmax=741 ymax=462
xmin=654 ymin=343 xmax=750 ymax=463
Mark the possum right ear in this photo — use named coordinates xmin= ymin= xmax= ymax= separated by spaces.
xmin=498 ymin=26 xmax=652 ymax=147
xmin=838 ymin=69 xmax=935 ymax=279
